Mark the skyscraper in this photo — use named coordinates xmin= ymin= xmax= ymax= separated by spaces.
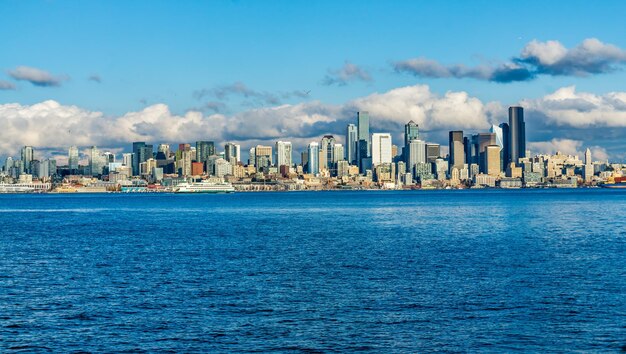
xmin=89 ymin=146 xmax=105 ymax=176
xmin=485 ymin=145 xmax=501 ymax=176
xmin=132 ymin=142 xmax=153 ymax=176
xmin=448 ymin=131 xmax=465 ymax=173
xmin=196 ymin=141 xmax=215 ymax=163
xmin=499 ymin=122 xmax=510 ymax=167
xmin=407 ymin=139 xmax=426 ymax=174
xmin=275 ymin=141 xmax=293 ymax=168
xmin=509 ymin=106 xmax=526 ymax=165
xmin=357 ymin=112 xmax=370 ymax=166
xmin=308 ymin=142 xmax=319 ymax=175
xmin=472 ymin=133 xmax=497 ymax=173
xmin=404 ymin=121 xmax=419 ymax=147
xmin=371 ymin=133 xmax=392 ymax=166
xmin=320 ymin=135 xmax=335 ymax=171
xmin=346 ymin=124 xmax=358 ymax=164
xmin=21 ymin=146 xmax=34 ymax=174
xmin=68 ymin=146 xmax=79 ymax=172
xmin=225 ymin=143 xmax=239 ymax=164
xmin=425 ymin=144 xmax=440 ymax=163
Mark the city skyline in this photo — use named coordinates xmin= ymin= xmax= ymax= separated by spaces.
xmin=1 ymin=1 xmax=626 ymax=162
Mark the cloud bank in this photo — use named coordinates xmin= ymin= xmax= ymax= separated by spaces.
xmin=394 ymin=38 xmax=626 ymax=83
xmin=1 ymin=85 xmax=624 ymax=162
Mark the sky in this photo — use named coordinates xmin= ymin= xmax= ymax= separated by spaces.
xmin=1 ymin=0 xmax=626 ymax=163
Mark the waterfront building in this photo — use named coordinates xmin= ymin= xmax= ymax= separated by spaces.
xmin=337 ymin=160 xmax=350 ymax=178
xmin=509 ymin=106 xmax=526 ymax=165
xmin=372 ymin=133 xmax=392 ymax=167
xmin=214 ymin=158 xmax=232 ymax=177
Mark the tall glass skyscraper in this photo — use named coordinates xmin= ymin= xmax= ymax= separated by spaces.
xmin=68 ymin=146 xmax=79 ymax=172
xmin=307 ymin=142 xmax=319 ymax=175
xmin=509 ymin=106 xmax=526 ymax=165
xmin=357 ymin=112 xmax=370 ymax=166
xmin=196 ymin=141 xmax=215 ymax=163
xmin=346 ymin=124 xmax=357 ymax=165
xmin=404 ymin=121 xmax=419 ymax=147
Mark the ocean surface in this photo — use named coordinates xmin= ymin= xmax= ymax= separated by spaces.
xmin=0 ymin=189 xmax=624 ymax=352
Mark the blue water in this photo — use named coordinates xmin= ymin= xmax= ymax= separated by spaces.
xmin=1 ymin=190 xmax=624 ymax=352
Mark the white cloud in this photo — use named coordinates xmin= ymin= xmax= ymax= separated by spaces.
xmin=521 ymin=86 xmax=626 ymax=127
xmin=0 ymin=85 xmax=624 ymax=162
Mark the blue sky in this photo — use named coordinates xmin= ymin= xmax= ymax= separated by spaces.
xmin=1 ymin=0 xmax=626 ymax=161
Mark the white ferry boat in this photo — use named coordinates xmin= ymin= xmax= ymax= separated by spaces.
xmin=175 ymin=181 xmax=235 ymax=193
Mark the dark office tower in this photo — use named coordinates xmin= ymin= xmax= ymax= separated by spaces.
xmin=196 ymin=141 xmax=215 ymax=163
xmin=404 ymin=121 xmax=419 ymax=147
xmin=132 ymin=142 xmax=145 ymax=176
xmin=509 ymin=106 xmax=526 ymax=164
xmin=357 ymin=111 xmax=370 ymax=151
xmin=448 ymin=131 xmax=465 ymax=172
xmin=426 ymin=144 xmax=440 ymax=163
xmin=463 ymin=137 xmax=472 ymax=164
xmin=499 ymin=122 xmax=510 ymax=166
xmin=472 ymin=133 xmax=497 ymax=173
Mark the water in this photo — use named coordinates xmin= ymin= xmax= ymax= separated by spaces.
xmin=0 ymin=189 xmax=624 ymax=352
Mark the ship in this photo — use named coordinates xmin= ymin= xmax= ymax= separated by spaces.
xmin=175 ymin=181 xmax=235 ymax=193
xmin=599 ymin=176 xmax=626 ymax=189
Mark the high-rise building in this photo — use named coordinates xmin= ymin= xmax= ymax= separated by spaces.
xmin=196 ymin=141 xmax=215 ymax=164
xmin=357 ymin=111 xmax=370 ymax=166
xmin=472 ymin=133 xmax=497 ymax=173
xmin=320 ymin=135 xmax=335 ymax=171
xmin=404 ymin=121 xmax=419 ymax=147
xmin=372 ymin=133 xmax=392 ymax=167
xmin=4 ymin=157 xmax=14 ymax=173
xmin=68 ymin=146 xmax=79 ymax=171
xmin=509 ymin=106 xmax=526 ymax=165
xmin=448 ymin=131 xmax=464 ymax=173
xmin=89 ymin=146 xmax=105 ymax=176
xmin=21 ymin=146 xmax=34 ymax=174
xmin=122 ymin=153 xmax=133 ymax=167
xmin=333 ymin=144 xmax=344 ymax=164
xmin=498 ymin=123 xmax=510 ymax=167
xmin=407 ymin=139 xmax=426 ymax=174
xmin=584 ymin=147 xmax=593 ymax=182
xmin=275 ymin=141 xmax=293 ymax=168
xmin=132 ymin=142 xmax=153 ymax=176
xmin=346 ymin=124 xmax=358 ymax=164
xmin=225 ymin=143 xmax=239 ymax=164
xmin=255 ymin=145 xmax=272 ymax=172
xmin=307 ymin=142 xmax=319 ymax=174
xmin=485 ymin=145 xmax=501 ymax=176
xmin=426 ymin=144 xmax=440 ymax=163
xmin=157 ymin=144 xmax=171 ymax=158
